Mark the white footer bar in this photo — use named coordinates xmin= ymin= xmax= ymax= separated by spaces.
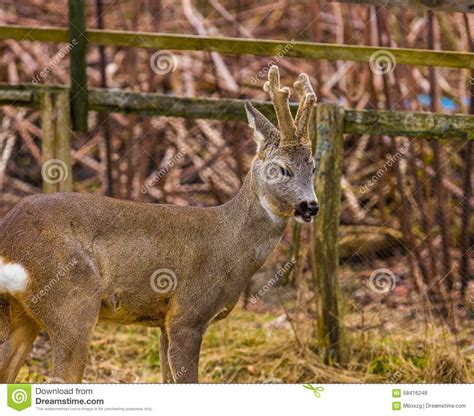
xmin=1 ymin=384 xmax=471 ymax=415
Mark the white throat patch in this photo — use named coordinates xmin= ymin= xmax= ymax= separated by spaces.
xmin=258 ymin=195 xmax=281 ymax=224
xmin=0 ymin=257 xmax=28 ymax=293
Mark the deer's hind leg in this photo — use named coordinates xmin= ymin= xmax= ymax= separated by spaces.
xmin=22 ymin=251 xmax=103 ymax=383
xmin=0 ymin=298 xmax=40 ymax=383
xmin=31 ymin=286 xmax=102 ymax=383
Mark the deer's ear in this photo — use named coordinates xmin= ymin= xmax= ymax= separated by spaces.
xmin=245 ymin=101 xmax=280 ymax=153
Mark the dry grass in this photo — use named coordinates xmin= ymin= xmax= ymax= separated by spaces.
xmin=18 ymin=301 xmax=473 ymax=384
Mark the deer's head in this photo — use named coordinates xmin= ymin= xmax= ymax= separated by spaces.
xmin=245 ymin=66 xmax=319 ymax=224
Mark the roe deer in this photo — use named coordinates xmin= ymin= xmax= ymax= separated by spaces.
xmin=0 ymin=66 xmax=318 ymax=383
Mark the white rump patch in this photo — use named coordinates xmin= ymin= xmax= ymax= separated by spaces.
xmin=0 ymin=257 xmax=28 ymax=293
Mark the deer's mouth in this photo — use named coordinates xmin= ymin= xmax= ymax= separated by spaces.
xmin=294 ymin=200 xmax=319 ymax=223
xmin=295 ymin=213 xmax=313 ymax=223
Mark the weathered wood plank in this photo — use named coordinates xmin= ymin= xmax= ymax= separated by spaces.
xmin=39 ymin=91 xmax=73 ymax=192
xmin=84 ymin=90 xmax=474 ymax=141
xmin=39 ymin=92 xmax=56 ymax=193
xmin=311 ymin=103 xmax=347 ymax=365
xmin=55 ymin=91 xmax=73 ymax=192
xmin=68 ymin=0 xmax=88 ymax=132
xmin=0 ymin=25 xmax=69 ymax=43
xmin=0 ymin=24 xmax=473 ymax=69
xmin=0 ymin=83 xmax=473 ymax=140
xmin=330 ymin=0 xmax=474 ymax=14
xmin=343 ymin=109 xmax=474 ymax=140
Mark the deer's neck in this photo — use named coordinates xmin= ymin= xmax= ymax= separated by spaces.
xmin=218 ymin=171 xmax=288 ymax=266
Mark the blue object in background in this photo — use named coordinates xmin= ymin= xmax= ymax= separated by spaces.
xmin=417 ymin=94 xmax=470 ymax=112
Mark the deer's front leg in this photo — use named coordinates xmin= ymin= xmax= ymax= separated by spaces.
xmin=167 ymin=323 xmax=203 ymax=383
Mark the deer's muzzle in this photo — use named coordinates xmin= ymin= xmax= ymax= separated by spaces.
xmin=294 ymin=200 xmax=319 ymax=223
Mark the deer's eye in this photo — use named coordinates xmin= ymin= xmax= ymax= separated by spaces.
xmin=312 ymin=167 xmax=316 ymax=174
xmin=279 ymin=166 xmax=292 ymax=177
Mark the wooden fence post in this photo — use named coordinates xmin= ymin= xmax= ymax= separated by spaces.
xmin=68 ymin=0 xmax=88 ymax=132
xmin=40 ymin=91 xmax=73 ymax=192
xmin=310 ymin=103 xmax=347 ymax=365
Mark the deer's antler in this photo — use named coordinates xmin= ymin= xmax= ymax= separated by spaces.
xmin=293 ymin=73 xmax=316 ymax=146
xmin=263 ymin=66 xmax=297 ymax=147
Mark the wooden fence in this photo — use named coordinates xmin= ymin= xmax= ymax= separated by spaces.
xmin=0 ymin=0 xmax=473 ymax=365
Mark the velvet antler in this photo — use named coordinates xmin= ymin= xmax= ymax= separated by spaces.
xmin=263 ymin=66 xmax=297 ymax=147
xmin=293 ymin=73 xmax=316 ymax=147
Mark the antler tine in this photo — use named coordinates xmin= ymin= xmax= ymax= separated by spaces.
xmin=294 ymin=73 xmax=317 ymax=145
xmin=263 ymin=66 xmax=296 ymax=147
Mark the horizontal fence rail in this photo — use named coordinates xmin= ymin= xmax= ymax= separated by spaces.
xmin=330 ymin=0 xmax=474 ymax=14
xmin=0 ymin=83 xmax=473 ymax=140
xmin=1 ymin=25 xmax=474 ymax=70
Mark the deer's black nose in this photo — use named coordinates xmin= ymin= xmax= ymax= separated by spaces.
xmin=307 ymin=200 xmax=320 ymax=215
xmin=295 ymin=200 xmax=319 ymax=222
